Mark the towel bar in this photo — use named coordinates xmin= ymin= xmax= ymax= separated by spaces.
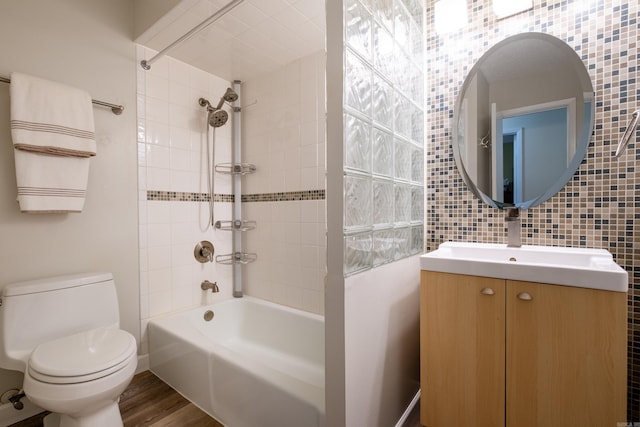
xmin=0 ymin=76 xmax=124 ymax=115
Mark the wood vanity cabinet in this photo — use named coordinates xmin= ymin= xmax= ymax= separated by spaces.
xmin=420 ymin=270 xmax=626 ymax=427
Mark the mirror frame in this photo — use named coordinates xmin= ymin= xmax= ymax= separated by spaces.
xmin=452 ymin=32 xmax=595 ymax=209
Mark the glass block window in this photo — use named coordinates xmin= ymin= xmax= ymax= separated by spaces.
xmin=343 ymin=0 xmax=425 ymax=275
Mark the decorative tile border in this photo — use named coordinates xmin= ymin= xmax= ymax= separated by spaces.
xmin=146 ymin=189 xmax=326 ymax=203
xmin=146 ymin=190 xmax=233 ymax=203
xmin=242 ymin=190 xmax=325 ymax=202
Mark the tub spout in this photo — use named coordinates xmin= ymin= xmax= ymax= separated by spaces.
xmin=201 ymin=280 xmax=219 ymax=293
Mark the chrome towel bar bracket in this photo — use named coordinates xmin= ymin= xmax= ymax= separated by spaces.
xmin=614 ymin=109 xmax=639 ymax=158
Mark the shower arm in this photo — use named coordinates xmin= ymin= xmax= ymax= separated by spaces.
xmin=199 ymin=98 xmax=214 ymax=111
xmin=200 ymin=88 xmax=238 ymax=115
xmin=214 ymin=96 xmax=226 ymax=111
xmin=140 ymin=0 xmax=245 ymax=71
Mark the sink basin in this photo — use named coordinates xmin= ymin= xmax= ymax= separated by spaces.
xmin=420 ymin=242 xmax=628 ymax=292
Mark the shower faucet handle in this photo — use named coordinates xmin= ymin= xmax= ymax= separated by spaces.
xmin=201 ymin=246 xmax=213 ymax=261
xmin=194 ymin=241 xmax=215 ymax=263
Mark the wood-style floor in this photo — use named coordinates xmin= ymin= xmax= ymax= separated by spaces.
xmin=9 ymin=371 xmax=223 ymax=427
xmin=10 ymin=370 xmax=422 ymax=427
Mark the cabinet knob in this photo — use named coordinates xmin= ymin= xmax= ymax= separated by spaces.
xmin=480 ymin=287 xmax=495 ymax=296
xmin=517 ymin=292 xmax=533 ymax=301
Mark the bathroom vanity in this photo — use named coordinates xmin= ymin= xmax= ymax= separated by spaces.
xmin=419 ymin=243 xmax=627 ymax=427
xmin=421 ymin=30 xmax=630 ymax=426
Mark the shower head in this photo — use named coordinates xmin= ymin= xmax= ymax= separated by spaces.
xmin=214 ymin=87 xmax=238 ymax=110
xmin=199 ymin=87 xmax=238 ymax=127
xmin=208 ymin=109 xmax=229 ymax=128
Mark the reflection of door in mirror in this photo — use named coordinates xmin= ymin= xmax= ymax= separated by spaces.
xmin=491 ymin=103 xmax=502 ymax=201
xmin=501 ymin=130 xmax=523 ymax=204
xmin=496 ymin=99 xmax=574 ymax=205
xmin=503 ymin=134 xmax=514 ymax=204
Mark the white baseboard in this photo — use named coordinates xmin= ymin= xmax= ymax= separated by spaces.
xmin=395 ymin=389 xmax=420 ymax=427
xmin=136 ymin=353 xmax=149 ymax=374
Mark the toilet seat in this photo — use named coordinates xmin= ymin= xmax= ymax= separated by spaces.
xmin=28 ymin=328 xmax=136 ymax=385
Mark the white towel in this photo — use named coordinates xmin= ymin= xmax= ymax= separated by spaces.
xmin=13 ymin=150 xmax=89 ymax=213
xmin=9 ymin=72 xmax=95 ymax=213
xmin=10 ymin=72 xmax=96 ymax=157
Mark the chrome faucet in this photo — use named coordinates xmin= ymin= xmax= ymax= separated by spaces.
xmin=505 ymin=208 xmax=521 ymax=248
xmin=201 ymin=280 xmax=219 ymax=293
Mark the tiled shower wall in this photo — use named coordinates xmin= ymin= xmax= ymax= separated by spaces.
xmin=424 ymin=0 xmax=639 ymax=419
xmin=136 ymin=46 xmax=234 ymax=353
xmin=242 ymin=51 xmax=327 ymax=315
xmin=137 ymin=47 xmax=326 ymax=338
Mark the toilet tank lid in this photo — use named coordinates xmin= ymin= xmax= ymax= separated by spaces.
xmin=2 ymin=273 xmax=114 ymax=297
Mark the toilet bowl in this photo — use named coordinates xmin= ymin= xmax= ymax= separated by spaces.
xmin=24 ymin=328 xmax=137 ymax=427
xmin=0 ymin=273 xmax=137 ymax=427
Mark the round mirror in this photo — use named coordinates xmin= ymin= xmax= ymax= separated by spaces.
xmin=453 ymin=32 xmax=595 ymax=209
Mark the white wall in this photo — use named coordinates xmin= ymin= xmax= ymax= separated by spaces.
xmin=0 ymin=0 xmax=138 ymax=422
xmin=133 ymin=0 xmax=186 ymax=40
xmin=503 ymin=109 xmax=568 ymax=201
xmin=344 ymin=255 xmax=421 ymax=427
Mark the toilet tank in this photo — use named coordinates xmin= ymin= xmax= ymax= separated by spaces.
xmin=0 ymin=273 xmax=120 ymax=372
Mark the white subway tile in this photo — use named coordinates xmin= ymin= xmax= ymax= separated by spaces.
xmin=139 ymin=247 xmax=148 ymax=273
xmin=300 ymin=167 xmax=318 ymax=189
xmin=171 ymin=243 xmax=195 ymax=267
xmin=169 ymin=59 xmax=191 ymax=86
xmin=146 ymin=73 xmax=169 ymax=102
xmin=147 ymin=201 xmax=172 ymax=224
xmin=145 ymin=98 xmax=169 ymax=123
xmin=170 ymin=147 xmax=191 ymax=171
xmin=145 ymin=120 xmax=170 ymax=146
xmin=146 ymin=167 xmax=171 ymax=191
xmin=300 ymin=121 xmax=317 ymax=146
xmin=149 ymin=290 xmax=172 ymax=317
xmin=148 ymin=267 xmax=171 ymax=293
xmin=138 ymin=166 xmax=147 ymax=190
xmin=139 ymin=294 xmax=149 ymax=320
xmin=171 ymin=284 xmax=194 ymax=311
xmin=138 ymin=200 xmax=148 ymax=226
xmin=147 ymin=223 xmax=171 ymax=247
xmin=169 ymin=103 xmax=194 ymax=129
xmin=146 ymin=144 xmax=171 ymax=169
xmin=284 ymin=168 xmax=301 ymax=192
xmin=147 ymin=246 xmax=171 ymax=271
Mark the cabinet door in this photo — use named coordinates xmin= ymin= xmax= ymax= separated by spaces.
xmin=506 ymin=280 xmax=627 ymax=427
xmin=420 ymin=271 xmax=505 ymax=427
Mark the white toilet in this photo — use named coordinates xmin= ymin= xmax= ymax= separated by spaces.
xmin=0 ymin=273 xmax=137 ymax=427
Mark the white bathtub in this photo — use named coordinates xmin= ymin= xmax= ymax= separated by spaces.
xmin=148 ymin=296 xmax=325 ymax=427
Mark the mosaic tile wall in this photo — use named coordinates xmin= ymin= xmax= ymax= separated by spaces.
xmin=424 ymin=0 xmax=639 ymax=419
